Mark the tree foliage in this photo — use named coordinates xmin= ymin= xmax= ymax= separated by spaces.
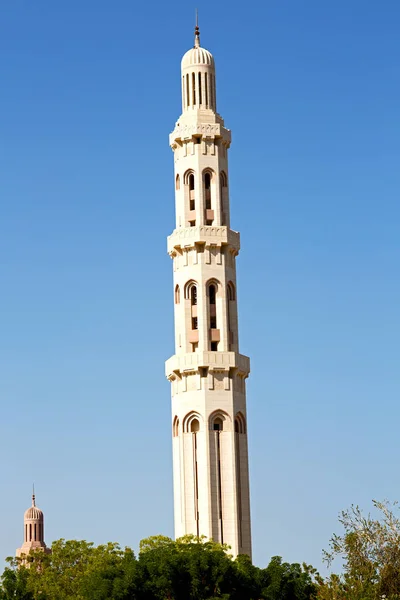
xmin=318 ymin=500 xmax=400 ymax=600
xmin=6 ymin=500 xmax=400 ymax=599
xmin=0 ymin=535 xmax=317 ymax=600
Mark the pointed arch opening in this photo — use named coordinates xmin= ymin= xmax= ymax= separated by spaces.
xmin=173 ymin=416 xmax=179 ymax=437
xmin=182 ymin=411 xmax=201 ymax=537
xmin=206 ymin=280 xmax=220 ymax=349
xmin=220 ymin=171 xmax=228 ymax=225
xmin=184 ymin=280 xmax=198 ymax=301
xmin=183 ymin=411 xmax=202 ymax=433
xmin=227 ymin=281 xmax=237 ymax=350
xmin=209 ymin=410 xmax=231 ymax=432
xmin=235 ymin=412 xmax=247 ymax=434
xmin=204 ymin=171 xmax=212 ymax=209
xmin=175 ymin=284 xmax=180 ymax=304
xmin=191 ymin=419 xmax=200 ymax=433
xmin=209 ymin=284 xmax=217 ymax=330
xmin=203 ymin=169 xmax=214 ymax=224
xmin=185 ymin=281 xmax=199 ymax=344
xmin=209 ymin=284 xmax=216 ymax=305
xmin=206 ymin=279 xmax=220 ymax=297
xmin=184 ymin=170 xmax=196 ymax=225
xmin=227 ymin=281 xmax=236 ymax=301
xmin=213 ymin=417 xmax=223 ymax=431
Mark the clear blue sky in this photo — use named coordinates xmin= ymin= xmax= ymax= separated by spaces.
xmin=1 ymin=0 xmax=399 ymax=573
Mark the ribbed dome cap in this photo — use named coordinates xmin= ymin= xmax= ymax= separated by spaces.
xmin=181 ymin=22 xmax=214 ymax=70
xmin=25 ymin=506 xmax=43 ymax=520
xmin=181 ymin=46 xmax=214 ymax=69
xmin=24 ymin=494 xmax=43 ymax=520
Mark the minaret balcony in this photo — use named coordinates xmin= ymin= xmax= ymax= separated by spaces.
xmin=168 ymin=225 xmax=240 ymax=254
xmin=166 ymin=350 xmax=250 ymax=379
xmin=170 ymin=120 xmax=231 ymax=147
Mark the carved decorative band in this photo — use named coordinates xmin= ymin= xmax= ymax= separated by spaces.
xmin=168 ymin=225 xmax=240 ymax=254
xmin=170 ymin=123 xmax=231 ymax=145
xmin=165 ymin=351 xmax=250 ymax=379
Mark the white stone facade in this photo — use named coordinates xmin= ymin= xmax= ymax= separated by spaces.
xmin=166 ymin=25 xmax=252 ymax=558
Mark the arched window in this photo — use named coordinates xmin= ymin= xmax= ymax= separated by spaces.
xmin=227 ymin=282 xmax=236 ymax=350
xmin=227 ymin=282 xmax=236 ymax=301
xmin=34 ymin=523 xmax=37 ymax=541
xmin=175 ymin=285 xmax=180 ymax=304
xmin=204 ymin=172 xmax=212 ymax=210
xmin=189 ymin=174 xmax=195 ymax=211
xmin=184 ymin=281 xmax=198 ymax=330
xmin=175 ymin=174 xmax=180 ymax=190
xmin=208 ymin=283 xmax=217 ymax=330
xmin=183 ymin=411 xmax=202 ymax=433
xmin=191 ymin=418 xmax=200 ymax=433
xmin=29 ymin=524 xmax=32 ymax=541
xmin=220 ymin=171 xmax=228 ymax=225
xmin=235 ymin=412 xmax=246 ymax=434
xmin=209 ymin=284 xmax=216 ymax=305
xmin=209 ymin=410 xmax=231 ymax=431
xmin=39 ymin=523 xmax=42 ymax=541
xmin=173 ymin=416 xmax=179 ymax=437
xmin=213 ymin=417 xmax=223 ymax=431
xmin=191 ymin=285 xmax=197 ymax=306
xmin=184 ymin=171 xmax=196 ymax=223
xmin=184 ymin=280 xmax=197 ymax=300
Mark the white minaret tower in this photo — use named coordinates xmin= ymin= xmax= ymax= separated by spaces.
xmin=166 ymin=21 xmax=252 ymax=558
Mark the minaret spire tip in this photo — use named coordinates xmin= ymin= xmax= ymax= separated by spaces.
xmin=32 ymin=483 xmax=36 ymax=507
xmin=194 ymin=9 xmax=200 ymax=48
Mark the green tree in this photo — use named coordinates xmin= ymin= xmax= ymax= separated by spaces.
xmin=0 ymin=559 xmax=33 ymax=600
xmin=137 ymin=535 xmax=240 ymax=599
xmin=15 ymin=539 xmax=138 ymax=600
xmin=0 ymin=535 xmax=318 ymax=600
xmin=318 ymin=500 xmax=400 ymax=600
xmin=258 ymin=555 xmax=318 ymax=600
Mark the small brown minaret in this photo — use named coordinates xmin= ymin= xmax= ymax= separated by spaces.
xmin=16 ymin=489 xmax=50 ymax=558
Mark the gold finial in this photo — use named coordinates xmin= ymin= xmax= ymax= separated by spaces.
xmin=194 ymin=9 xmax=200 ymax=48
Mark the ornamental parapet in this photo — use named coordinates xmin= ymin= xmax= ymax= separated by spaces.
xmin=165 ymin=351 xmax=250 ymax=379
xmin=169 ymin=122 xmax=231 ymax=146
xmin=168 ymin=225 xmax=240 ymax=255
